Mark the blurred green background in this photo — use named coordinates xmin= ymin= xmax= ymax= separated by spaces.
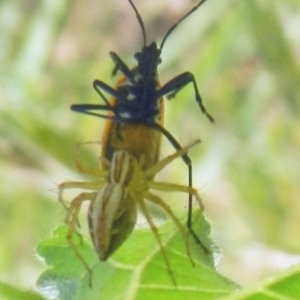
xmin=1 ymin=0 xmax=299 ymax=291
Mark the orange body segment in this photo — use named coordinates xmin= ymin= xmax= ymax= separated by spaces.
xmin=101 ymin=76 xmax=164 ymax=170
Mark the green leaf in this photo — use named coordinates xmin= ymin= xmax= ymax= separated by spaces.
xmin=0 ymin=282 xmax=45 ymax=300
xmin=36 ymin=213 xmax=237 ymax=300
xmin=221 ymin=264 xmax=300 ymax=300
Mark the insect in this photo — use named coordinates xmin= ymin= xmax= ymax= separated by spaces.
xmin=58 ymin=139 xmax=204 ymax=285
xmin=70 ymin=0 xmax=213 ymax=254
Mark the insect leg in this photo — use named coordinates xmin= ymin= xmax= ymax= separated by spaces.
xmin=149 ymin=123 xmax=193 ymax=207
xmin=148 ymin=123 xmax=205 ymax=251
xmin=145 ymin=139 xmax=200 ymax=177
xmin=146 ymin=191 xmax=195 ymax=266
xmin=109 ymin=52 xmax=136 ymax=83
xmin=92 ymin=80 xmax=111 ymax=105
xmin=64 ymin=191 xmax=96 ymax=287
xmin=149 ymin=181 xmax=208 ymax=253
xmin=137 ymin=198 xmax=177 ymax=285
xmin=71 ymin=79 xmax=126 ymax=119
xmin=158 ymin=72 xmax=214 ymax=122
xmin=70 ymin=80 xmax=120 ymax=116
xmin=93 ymin=79 xmax=124 ymax=101
xmin=58 ymin=180 xmax=101 ymax=210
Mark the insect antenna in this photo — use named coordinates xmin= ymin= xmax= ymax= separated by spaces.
xmin=160 ymin=0 xmax=208 ymax=50
xmin=127 ymin=0 xmax=147 ymax=46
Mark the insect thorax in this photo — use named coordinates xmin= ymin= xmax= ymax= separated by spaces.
xmin=115 ymin=42 xmax=162 ymax=122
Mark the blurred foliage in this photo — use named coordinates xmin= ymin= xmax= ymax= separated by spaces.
xmin=0 ymin=0 xmax=300 ymax=295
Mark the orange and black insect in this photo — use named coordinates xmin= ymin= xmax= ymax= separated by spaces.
xmin=71 ymin=0 xmax=213 ymax=252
